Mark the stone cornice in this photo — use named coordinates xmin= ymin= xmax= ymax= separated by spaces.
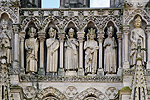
xmin=19 ymin=74 xmax=123 ymax=83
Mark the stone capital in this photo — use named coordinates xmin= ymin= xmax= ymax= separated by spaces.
xmin=123 ymin=26 xmax=130 ymax=35
xmin=12 ymin=23 xmax=20 ymax=34
xmin=58 ymin=32 xmax=65 ymax=42
xmin=77 ymin=32 xmax=85 ymax=42
xmin=38 ymin=32 xmax=46 ymax=42
xmin=97 ymin=32 xmax=104 ymax=42
xmin=117 ymin=32 xmax=122 ymax=41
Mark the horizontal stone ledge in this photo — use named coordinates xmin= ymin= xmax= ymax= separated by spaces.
xmin=19 ymin=75 xmax=122 ymax=82
xmin=123 ymin=69 xmax=150 ymax=76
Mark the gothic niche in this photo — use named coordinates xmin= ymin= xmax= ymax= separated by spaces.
xmin=45 ymin=21 xmax=59 ymax=75
xmin=0 ymin=13 xmax=13 ymax=64
xmin=46 ymin=27 xmax=59 ymax=75
xmin=65 ymin=22 xmax=78 ymax=76
xmin=103 ymin=22 xmax=118 ymax=74
xmin=103 ymin=25 xmax=117 ymax=74
xmin=25 ymin=23 xmax=39 ymax=73
xmin=84 ymin=22 xmax=98 ymax=75
xmin=129 ymin=15 xmax=146 ymax=67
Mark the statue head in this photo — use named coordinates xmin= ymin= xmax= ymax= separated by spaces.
xmin=2 ymin=19 xmax=8 ymax=30
xmin=68 ymin=28 xmax=75 ymax=38
xmin=107 ymin=26 xmax=114 ymax=38
xmin=88 ymin=28 xmax=96 ymax=40
xmin=134 ymin=16 xmax=142 ymax=28
xmin=29 ymin=27 xmax=36 ymax=38
xmin=48 ymin=27 xmax=56 ymax=38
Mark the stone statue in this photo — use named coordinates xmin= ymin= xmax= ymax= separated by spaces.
xmin=130 ymin=16 xmax=146 ymax=65
xmin=46 ymin=27 xmax=59 ymax=74
xmin=25 ymin=27 xmax=39 ymax=73
xmin=103 ymin=26 xmax=117 ymax=74
xmin=84 ymin=28 xmax=98 ymax=75
xmin=1 ymin=19 xmax=11 ymax=63
xmin=65 ymin=28 xmax=78 ymax=71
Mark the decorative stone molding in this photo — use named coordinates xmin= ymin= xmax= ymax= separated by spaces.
xmin=74 ymin=87 xmax=109 ymax=100
xmin=19 ymin=75 xmax=122 ymax=82
xmin=38 ymin=87 xmax=67 ymax=99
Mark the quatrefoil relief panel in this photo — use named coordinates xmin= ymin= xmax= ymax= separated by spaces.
xmin=105 ymin=87 xmax=117 ymax=99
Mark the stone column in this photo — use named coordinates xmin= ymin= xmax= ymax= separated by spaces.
xmin=117 ymin=32 xmax=122 ymax=75
xmin=58 ymin=33 xmax=65 ymax=76
xmin=123 ymin=26 xmax=130 ymax=69
xmin=77 ymin=32 xmax=85 ymax=76
xmin=12 ymin=24 xmax=20 ymax=68
xmin=97 ymin=32 xmax=104 ymax=76
xmin=19 ymin=32 xmax=25 ymax=73
xmin=146 ymin=26 xmax=150 ymax=69
xmin=38 ymin=31 xmax=46 ymax=75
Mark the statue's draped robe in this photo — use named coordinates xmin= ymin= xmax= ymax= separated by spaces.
xmin=25 ymin=38 xmax=38 ymax=72
xmin=1 ymin=30 xmax=11 ymax=63
xmin=103 ymin=37 xmax=117 ymax=73
xmin=65 ymin=38 xmax=78 ymax=70
xmin=130 ymin=28 xmax=145 ymax=65
xmin=46 ymin=38 xmax=59 ymax=72
xmin=84 ymin=40 xmax=98 ymax=74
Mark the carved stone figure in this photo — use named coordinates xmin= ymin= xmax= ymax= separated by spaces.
xmin=130 ymin=16 xmax=145 ymax=65
xmin=65 ymin=28 xmax=78 ymax=71
xmin=25 ymin=27 xmax=38 ymax=73
xmin=1 ymin=19 xmax=11 ymax=63
xmin=84 ymin=28 xmax=98 ymax=75
xmin=46 ymin=27 xmax=59 ymax=73
xmin=103 ymin=26 xmax=117 ymax=74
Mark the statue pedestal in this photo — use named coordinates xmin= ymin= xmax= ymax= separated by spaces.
xmin=78 ymin=68 xmax=84 ymax=76
xmin=58 ymin=68 xmax=65 ymax=76
xmin=38 ymin=68 xmax=45 ymax=75
xmin=66 ymin=70 xmax=77 ymax=76
xmin=97 ymin=68 xmax=104 ymax=76
xmin=117 ymin=68 xmax=122 ymax=76
xmin=147 ymin=61 xmax=150 ymax=69
xmin=123 ymin=61 xmax=130 ymax=69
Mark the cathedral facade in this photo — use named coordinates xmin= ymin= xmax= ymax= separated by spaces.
xmin=0 ymin=0 xmax=150 ymax=100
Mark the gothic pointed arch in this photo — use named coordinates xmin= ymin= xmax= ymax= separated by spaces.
xmin=125 ymin=9 xmax=149 ymax=25
xmin=104 ymin=20 xmax=120 ymax=33
xmin=21 ymin=17 xmax=41 ymax=32
xmin=84 ymin=21 xmax=98 ymax=39
xmin=74 ymin=87 xmax=109 ymax=100
xmin=42 ymin=16 xmax=60 ymax=32
xmin=0 ymin=8 xmax=18 ymax=23
xmin=64 ymin=21 xmax=79 ymax=32
xmin=84 ymin=21 xmax=98 ymax=32
xmin=38 ymin=87 xmax=67 ymax=100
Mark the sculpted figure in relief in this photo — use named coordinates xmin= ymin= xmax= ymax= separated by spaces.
xmin=84 ymin=28 xmax=98 ymax=75
xmin=130 ymin=16 xmax=145 ymax=65
xmin=1 ymin=19 xmax=11 ymax=63
xmin=65 ymin=28 xmax=78 ymax=70
xmin=103 ymin=26 xmax=117 ymax=74
xmin=25 ymin=27 xmax=39 ymax=73
xmin=46 ymin=27 xmax=59 ymax=73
